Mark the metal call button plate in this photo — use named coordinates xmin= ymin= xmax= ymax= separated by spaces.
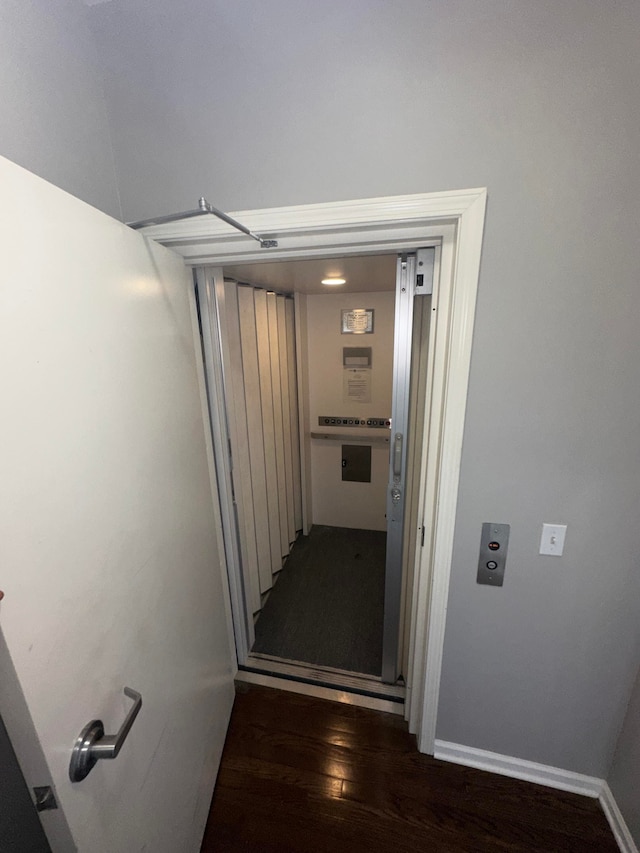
xmin=477 ymin=523 xmax=510 ymax=587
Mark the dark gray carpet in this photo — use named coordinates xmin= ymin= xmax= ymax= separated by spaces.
xmin=252 ymin=525 xmax=386 ymax=676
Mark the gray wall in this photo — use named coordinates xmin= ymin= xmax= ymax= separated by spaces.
xmin=608 ymin=666 xmax=640 ymax=846
xmin=59 ymin=0 xmax=640 ymax=779
xmin=9 ymin=0 xmax=639 ymax=838
xmin=0 ymin=0 xmax=121 ymax=219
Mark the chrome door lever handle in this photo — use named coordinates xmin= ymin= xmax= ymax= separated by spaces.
xmin=69 ymin=687 xmax=142 ymax=782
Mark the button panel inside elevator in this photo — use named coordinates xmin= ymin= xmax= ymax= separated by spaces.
xmin=318 ymin=415 xmax=391 ymax=428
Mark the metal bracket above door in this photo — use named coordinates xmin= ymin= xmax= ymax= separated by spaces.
xmin=415 ymin=247 xmax=435 ymax=295
xmin=127 ymin=197 xmax=278 ymax=248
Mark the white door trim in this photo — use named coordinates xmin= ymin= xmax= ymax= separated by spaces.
xmin=146 ymin=188 xmax=487 ymax=752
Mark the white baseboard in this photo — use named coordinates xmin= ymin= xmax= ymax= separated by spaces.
xmin=600 ymin=783 xmax=639 ymax=853
xmin=434 ymin=740 xmax=639 ymax=853
xmin=433 ymin=739 xmax=603 ymax=797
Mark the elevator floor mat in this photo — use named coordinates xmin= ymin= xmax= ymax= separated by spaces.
xmin=252 ymin=525 xmax=386 ymax=676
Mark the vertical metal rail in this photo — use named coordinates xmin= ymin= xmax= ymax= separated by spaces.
xmin=194 ymin=268 xmax=251 ymax=664
xmin=382 ymin=254 xmax=417 ymax=684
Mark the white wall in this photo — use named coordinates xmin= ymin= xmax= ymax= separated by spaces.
xmin=59 ymin=0 xmax=640 ymax=779
xmin=306 ymin=291 xmax=394 ymax=531
xmin=0 ymin=0 xmax=121 ymax=219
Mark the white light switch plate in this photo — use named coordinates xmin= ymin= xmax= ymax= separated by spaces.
xmin=540 ymin=523 xmax=567 ymax=556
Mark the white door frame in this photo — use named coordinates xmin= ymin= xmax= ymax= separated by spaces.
xmin=142 ymin=188 xmax=487 ymax=752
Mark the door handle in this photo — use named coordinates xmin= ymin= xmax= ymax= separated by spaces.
xmin=393 ymin=432 xmax=403 ymax=479
xmin=69 ymin=687 xmax=142 ymax=782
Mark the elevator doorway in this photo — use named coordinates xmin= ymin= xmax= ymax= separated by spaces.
xmin=140 ymin=187 xmax=486 ymax=746
xmin=198 ymin=250 xmax=434 ymax=704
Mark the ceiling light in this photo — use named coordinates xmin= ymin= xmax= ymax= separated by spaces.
xmin=321 ymin=277 xmax=346 ymax=286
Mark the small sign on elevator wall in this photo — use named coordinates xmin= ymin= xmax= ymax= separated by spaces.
xmin=341 ymin=308 xmax=374 ymax=334
xmin=343 ymin=346 xmax=372 ymax=403
xmin=343 ymin=369 xmax=372 ymax=403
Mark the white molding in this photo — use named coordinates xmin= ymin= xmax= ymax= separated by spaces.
xmin=150 ymin=188 xmax=488 ymax=753
xmin=138 ymin=189 xmax=487 ymax=266
xmin=138 ymin=189 xmax=487 ymax=243
xmin=434 ymin=740 xmax=604 ymax=798
xmin=600 ymin=783 xmax=639 ymax=853
xmin=434 ymin=740 xmax=639 ymax=853
xmin=417 ymin=190 xmax=487 ymax=751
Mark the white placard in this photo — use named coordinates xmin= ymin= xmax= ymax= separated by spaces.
xmin=343 ymin=368 xmax=372 ymax=403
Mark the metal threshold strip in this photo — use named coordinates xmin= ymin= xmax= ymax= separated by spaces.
xmin=127 ymin=197 xmax=278 ymax=248
xmin=241 ymin=653 xmax=406 ymax=703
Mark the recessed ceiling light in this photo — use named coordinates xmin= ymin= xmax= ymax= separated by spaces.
xmin=321 ymin=277 xmax=346 ymax=286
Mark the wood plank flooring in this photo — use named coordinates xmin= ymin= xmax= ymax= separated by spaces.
xmin=201 ymin=684 xmax=618 ymax=853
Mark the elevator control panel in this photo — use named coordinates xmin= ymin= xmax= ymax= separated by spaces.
xmin=318 ymin=416 xmax=391 ymax=428
xmin=477 ymin=522 xmax=510 ymax=587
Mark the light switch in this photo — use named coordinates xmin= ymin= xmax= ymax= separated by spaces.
xmin=539 ymin=523 xmax=567 ymax=556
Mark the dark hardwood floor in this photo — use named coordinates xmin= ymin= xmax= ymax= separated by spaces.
xmin=201 ymin=684 xmax=618 ymax=853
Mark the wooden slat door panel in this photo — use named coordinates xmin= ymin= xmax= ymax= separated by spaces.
xmin=285 ymin=298 xmax=304 ymax=532
xmin=266 ymin=293 xmax=289 ymax=559
xmin=219 ymin=280 xmax=261 ymax=615
xmin=277 ymin=295 xmax=296 ymax=544
xmin=254 ymin=289 xmax=283 ymax=577
xmin=237 ymin=286 xmax=274 ymax=595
